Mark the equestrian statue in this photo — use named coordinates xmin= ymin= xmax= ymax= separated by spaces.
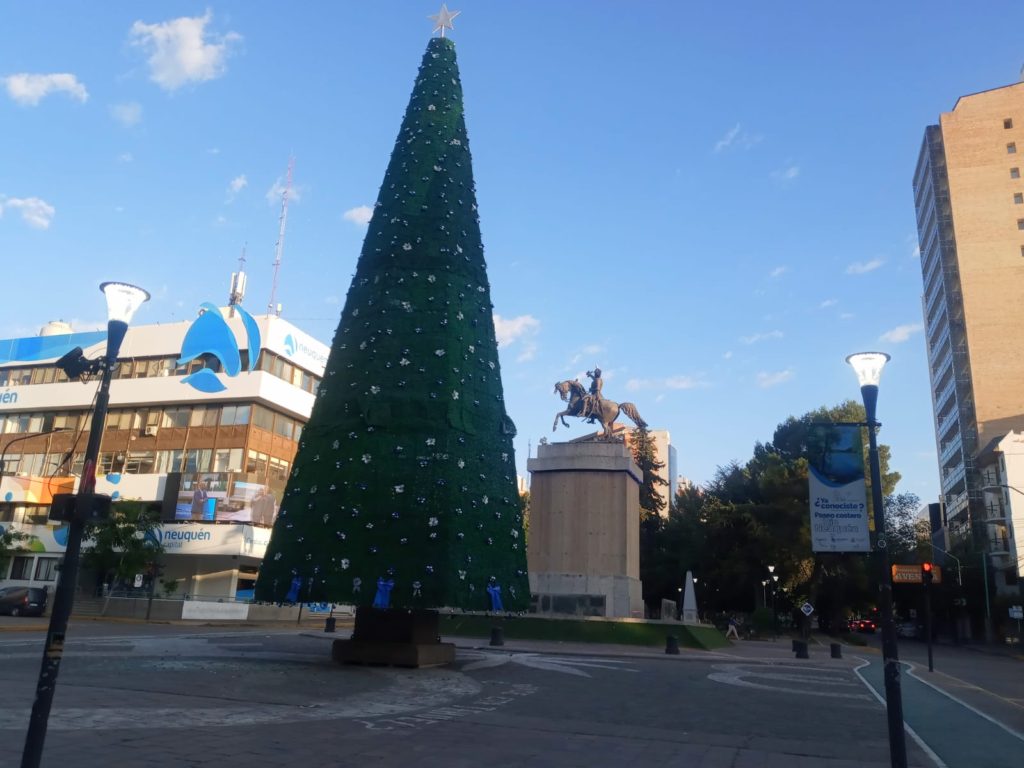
xmin=552 ymin=367 xmax=647 ymax=439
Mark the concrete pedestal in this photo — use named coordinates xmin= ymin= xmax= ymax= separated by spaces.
xmin=332 ymin=607 xmax=455 ymax=668
xmin=527 ymin=441 xmax=643 ymax=618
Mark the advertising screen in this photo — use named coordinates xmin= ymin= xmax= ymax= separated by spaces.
xmin=171 ymin=472 xmax=281 ymax=526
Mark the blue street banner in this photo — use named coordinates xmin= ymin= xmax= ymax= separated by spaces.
xmin=807 ymin=424 xmax=871 ymax=553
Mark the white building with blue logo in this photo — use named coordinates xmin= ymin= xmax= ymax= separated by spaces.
xmin=0 ymin=307 xmax=329 ymax=604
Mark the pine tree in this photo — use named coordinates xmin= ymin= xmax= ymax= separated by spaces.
xmin=630 ymin=427 xmax=668 ymax=518
xmin=255 ymin=37 xmax=529 ymax=612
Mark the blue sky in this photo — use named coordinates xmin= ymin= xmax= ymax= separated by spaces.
xmin=2 ymin=2 xmax=1023 ymax=503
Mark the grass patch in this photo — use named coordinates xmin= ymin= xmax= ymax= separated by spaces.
xmin=440 ymin=614 xmax=728 ymax=650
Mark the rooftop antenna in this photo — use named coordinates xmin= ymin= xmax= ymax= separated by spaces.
xmin=228 ymin=243 xmax=248 ymax=316
xmin=268 ymin=156 xmax=294 ymax=316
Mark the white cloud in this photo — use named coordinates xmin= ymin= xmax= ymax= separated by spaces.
xmin=324 ymin=295 xmax=340 ymax=305
xmin=771 ymin=164 xmax=800 ymax=183
xmin=757 ymin=369 xmax=793 ymax=388
xmin=769 ymin=266 xmax=788 ymax=278
xmin=110 ymin=101 xmax=142 ymax=126
xmin=0 ymin=196 xmax=55 ymax=229
xmin=226 ymin=174 xmax=247 ymax=202
xmin=266 ymin=178 xmax=301 ymax=205
xmin=493 ymin=313 xmax=540 ymax=362
xmin=626 ymin=375 xmax=706 ymax=392
xmin=740 ymin=330 xmax=783 ymax=345
xmin=343 ymin=205 xmax=374 ymax=226
xmin=568 ymin=344 xmax=605 ymax=367
xmin=723 ymin=351 xmax=733 ymax=360
xmin=840 ymin=312 xmax=855 ymax=320
xmin=3 ymin=73 xmax=88 ymax=105
xmin=117 ymin=152 xmax=134 ymax=163
xmin=129 ymin=11 xmax=240 ymax=91
xmin=713 ymin=123 xmax=761 ymax=153
xmin=819 ymin=298 xmax=838 ymax=309
xmin=879 ymin=323 xmax=924 ymax=344
xmin=846 ymin=258 xmax=885 ymax=275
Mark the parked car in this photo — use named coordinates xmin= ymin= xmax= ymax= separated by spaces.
xmin=0 ymin=586 xmax=48 ymax=617
xmin=854 ymin=618 xmax=877 ymax=633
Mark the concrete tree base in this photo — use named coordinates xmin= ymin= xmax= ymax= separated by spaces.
xmin=331 ymin=606 xmax=455 ymax=668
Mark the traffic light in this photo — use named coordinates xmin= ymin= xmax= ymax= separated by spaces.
xmin=921 ymin=562 xmax=934 ymax=585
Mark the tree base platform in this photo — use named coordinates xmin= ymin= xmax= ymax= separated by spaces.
xmin=331 ymin=606 xmax=456 ymax=668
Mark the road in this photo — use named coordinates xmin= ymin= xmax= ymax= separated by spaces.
xmin=0 ymin=621 xmax=1018 ymax=767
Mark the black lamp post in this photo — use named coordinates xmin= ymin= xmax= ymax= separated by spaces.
xmin=21 ymin=282 xmax=149 ymax=768
xmin=847 ymin=351 xmax=906 ymax=768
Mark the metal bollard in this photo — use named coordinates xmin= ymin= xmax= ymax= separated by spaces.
xmin=489 ymin=627 xmax=504 ymax=646
xmin=792 ymin=638 xmax=799 ymax=652
xmin=794 ymin=640 xmax=809 ymax=659
xmin=830 ymin=642 xmax=842 ymax=659
xmin=665 ymin=635 xmax=680 ymax=655
xmin=324 ymin=616 xmax=336 ymax=633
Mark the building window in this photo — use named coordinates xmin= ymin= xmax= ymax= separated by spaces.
xmin=124 ymin=451 xmax=156 ymax=474
xmin=190 ymin=407 xmax=219 ymax=428
xmin=155 ymin=450 xmax=184 ymax=473
xmin=1005 ymin=118 xmax=1014 ymax=129
xmin=160 ymin=407 xmax=190 ymax=429
xmin=1008 ymin=143 xmax=1017 ymax=154
xmin=220 ymin=404 xmax=250 ymax=427
xmin=1012 ymin=168 xmax=1020 ymax=179
xmin=1016 ymin=194 xmax=1024 ymax=205
xmin=184 ymin=449 xmax=212 ymax=474
xmin=212 ymin=448 xmax=243 ymax=472
xmin=34 ymin=557 xmax=59 ymax=582
xmin=9 ymin=556 xmax=33 ymax=580
xmin=1018 ymin=219 xmax=1024 ymax=230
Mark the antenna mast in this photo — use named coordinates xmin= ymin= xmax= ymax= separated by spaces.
xmin=228 ymin=243 xmax=247 ymax=315
xmin=268 ymin=156 xmax=294 ymax=316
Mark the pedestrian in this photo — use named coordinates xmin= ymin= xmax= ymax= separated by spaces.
xmin=725 ymin=615 xmax=740 ymax=640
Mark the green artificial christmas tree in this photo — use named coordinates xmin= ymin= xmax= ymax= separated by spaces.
xmin=255 ymin=35 xmax=529 ymax=615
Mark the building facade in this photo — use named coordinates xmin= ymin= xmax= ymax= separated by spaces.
xmin=0 ymin=307 xmax=328 ymax=602
xmin=913 ymin=80 xmax=1024 ymax=593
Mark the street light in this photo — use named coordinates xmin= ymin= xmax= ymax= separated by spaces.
xmin=21 ymin=281 xmax=149 ymax=768
xmin=847 ymin=351 xmax=907 ymax=768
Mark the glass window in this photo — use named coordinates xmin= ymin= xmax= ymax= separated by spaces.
xmin=1016 ymin=193 xmax=1024 ymax=205
xmin=293 ymin=423 xmax=302 ymax=442
xmin=220 ymin=404 xmax=250 ymax=426
xmin=251 ymin=451 xmax=269 ymax=480
xmin=42 ymin=453 xmax=66 ymax=476
xmin=184 ymin=449 xmax=212 ymax=474
xmin=0 ymin=369 xmax=8 ymax=386
xmin=9 ymin=556 xmax=33 ymax=580
xmin=161 ymin=407 xmax=190 ymax=429
xmin=273 ymin=415 xmax=293 ymax=440
xmin=52 ymin=412 xmax=80 ymax=431
xmin=155 ymin=450 xmax=184 ymax=473
xmin=253 ymin=405 xmax=275 ymax=432
xmin=124 ymin=452 xmax=156 ymax=474
xmin=27 ymin=413 xmax=44 ymax=432
xmin=0 ymin=504 xmax=12 ymax=522
xmin=1009 ymin=142 xmax=1017 ymax=154
xmin=1011 ymin=168 xmax=1020 ymax=179
xmin=268 ymin=457 xmax=289 ymax=484
xmin=280 ymin=361 xmax=294 ymax=385
xmin=34 ymin=557 xmax=59 ymax=581
xmin=190 ymin=407 xmax=218 ymax=428
xmin=21 ymin=454 xmax=45 ymax=476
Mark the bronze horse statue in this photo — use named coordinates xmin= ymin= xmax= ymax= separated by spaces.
xmin=552 ymin=379 xmax=647 ymax=439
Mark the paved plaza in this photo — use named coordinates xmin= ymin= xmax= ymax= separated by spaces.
xmin=0 ymin=619 xmax=1020 ymax=767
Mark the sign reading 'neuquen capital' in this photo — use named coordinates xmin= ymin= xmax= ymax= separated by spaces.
xmin=807 ymin=424 xmax=871 ymax=553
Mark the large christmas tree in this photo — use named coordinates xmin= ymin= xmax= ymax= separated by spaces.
xmin=255 ymin=35 xmax=529 ymax=612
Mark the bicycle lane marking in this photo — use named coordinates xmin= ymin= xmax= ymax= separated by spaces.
xmin=854 ymin=656 xmax=1024 ymax=768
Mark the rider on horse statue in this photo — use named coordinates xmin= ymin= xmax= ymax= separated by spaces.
xmin=583 ymin=368 xmax=603 ymax=423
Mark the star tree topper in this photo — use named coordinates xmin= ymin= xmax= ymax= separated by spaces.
xmin=428 ymin=4 xmax=461 ymax=37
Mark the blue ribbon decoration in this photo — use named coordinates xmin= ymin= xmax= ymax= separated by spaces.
xmin=285 ymin=576 xmax=303 ymax=604
xmin=373 ymin=577 xmax=395 ymax=609
xmin=486 ymin=583 xmax=503 ymax=612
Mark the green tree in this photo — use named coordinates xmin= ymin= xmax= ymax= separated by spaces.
xmin=82 ymin=501 xmax=163 ymax=591
xmin=0 ymin=524 xmax=31 ymax=576
xmin=255 ymin=37 xmax=529 ymax=611
xmin=630 ymin=427 xmax=668 ymax=518
xmin=640 ymin=402 xmax=906 ymax=629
